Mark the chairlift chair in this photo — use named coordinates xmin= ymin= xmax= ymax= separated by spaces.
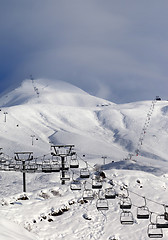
xmin=70 ymin=158 xmax=79 ymax=168
xmin=105 ymin=187 xmax=116 ymax=199
xmin=80 ymin=168 xmax=90 ymax=178
xmin=137 ymin=206 xmax=150 ymax=219
xmin=96 ymin=198 xmax=109 ymax=211
xmin=120 ymin=211 xmax=134 ymax=225
xmin=42 ymin=163 xmax=52 ymax=173
xmin=8 ymin=161 xmax=16 ymax=171
xmin=70 ymin=180 xmax=81 ymax=191
xmin=92 ymin=178 xmax=103 ymax=189
xmin=83 ymin=189 xmax=94 ymax=201
xmin=27 ymin=164 xmax=38 ymax=173
xmin=3 ymin=161 xmax=10 ymax=171
xmin=137 ymin=197 xmax=150 ymax=219
xmin=156 ymin=214 xmax=168 ymax=228
xmin=148 ymin=223 xmax=163 ymax=238
xmin=120 ymin=196 xmax=132 ymax=210
xmin=164 ymin=205 xmax=168 ymax=221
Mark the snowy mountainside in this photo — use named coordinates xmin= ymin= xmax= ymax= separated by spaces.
xmin=0 ymin=78 xmax=168 ymax=239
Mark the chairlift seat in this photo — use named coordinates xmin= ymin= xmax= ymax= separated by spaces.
xmin=70 ymin=158 xmax=79 ymax=168
xmin=96 ymin=198 xmax=109 ymax=211
xmin=137 ymin=206 xmax=150 ymax=219
xmin=42 ymin=164 xmax=52 ymax=173
xmin=148 ymin=223 xmax=163 ymax=238
xmin=156 ymin=214 xmax=168 ymax=228
xmin=120 ymin=211 xmax=134 ymax=225
xmin=120 ymin=197 xmax=132 ymax=209
xmin=92 ymin=179 xmax=102 ymax=189
xmin=80 ymin=169 xmax=90 ymax=178
xmin=51 ymin=164 xmax=60 ymax=172
xmin=83 ymin=189 xmax=94 ymax=201
xmin=70 ymin=180 xmax=81 ymax=191
xmin=105 ymin=187 xmax=116 ymax=199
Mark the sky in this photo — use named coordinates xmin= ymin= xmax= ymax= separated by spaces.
xmin=1 ymin=0 xmax=168 ymax=103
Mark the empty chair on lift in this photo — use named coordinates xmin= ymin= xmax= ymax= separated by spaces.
xmin=96 ymin=198 xmax=109 ymax=211
xmin=70 ymin=180 xmax=81 ymax=191
xmin=137 ymin=197 xmax=150 ymax=219
xmin=83 ymin=189 xmax=94 ymax=201
xmin=120 ymin=211 xmax=134 ymax=225
xmin=92 ymin=177 xmax=103 ymax=189
xmin=164 ymin=205 xmax=168 ymax=221
xmin=148 ymin=224 xmax=163 ymax=238
xmin=83 ymin=182 xmax=94 ymax=201
xmin=80 ymin=168 xmax=90 ymax=178
xmin=105 ymin=187 xmax=116 ymax=199
xmin=70 ymin=153 xmax=79 ymax=168
xmin=70 ymin=172 xmax=81 ymax=191
xmin=156 ymin=214 xmax=168 ymax=228
xmin=42 ymin=157 xmax=52 ymax=173
xmin=120 ymin=196 xmax=132 ymax=210
xmin=148 ymin=212 xmax=163 ymax=238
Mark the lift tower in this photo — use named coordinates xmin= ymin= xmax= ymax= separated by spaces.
xmin=14 ymin=152 xmax=33 ymax=192
xmin=51 ymin=145 xmax=75 ymax=185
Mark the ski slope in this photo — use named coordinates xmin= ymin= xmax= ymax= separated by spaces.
xmin=0 ymin=78 xmax=168 ymax=239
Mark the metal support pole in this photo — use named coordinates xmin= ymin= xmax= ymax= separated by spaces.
xmin=22 ymin=160 xmax=26 ymax=192
xmin=61 ymin=156 xmax=65 ymax=185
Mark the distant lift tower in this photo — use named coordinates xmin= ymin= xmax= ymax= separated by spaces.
xmin=14 ymin=152 xmax=33 ymax=192
xmin=51 ymin=145 xmax=75 ymax=185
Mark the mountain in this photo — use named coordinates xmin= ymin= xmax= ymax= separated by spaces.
xmin=0 ymin=78 xmax=168 ymax=239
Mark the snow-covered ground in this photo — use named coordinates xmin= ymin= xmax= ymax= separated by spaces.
xmin=0 ymin=78 xmax=168 ymax=239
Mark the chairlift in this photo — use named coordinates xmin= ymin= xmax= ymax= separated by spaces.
xmin=164 ymin=205 xmax=168 ymax=221
xmin=92 ymin=177 xmax=103 ymax=189
xmin=8 ymin=161 xmax=16 ymax=171
xmin=156 ymin=214 xmax=168 ymax=228
xmin=80 ymin=168 xmax=90 ymax=178
xmin=105 ymin=187 xmax=116 ymax=199
xmin=120 ymin=211 xmax=134 ymax=225
xmin=3 ymin=161 xmax=10 ymax=171
xmin=96 ymin=198 xmax=109 ymax=211
xmin=137 ymin=197 xmax=150 ymax=219
xmin=27 ymin=164 xmax=38 ymax=173
xmin=148 ymin=223 xmax=163 ymax=238
xmin=148 ymin=212 xmax=163 ymax=238
xmin=120 ymin=196 xmax=132 ymax=210
xmin=70 ymin=154 xmax=79 ymax=168
xmin=83 ymin=189 xmax=94 ymax=201
xmin=137 ymin=206 xmax=150 ymax=219
xmin=42 ymin=158 xmax=52 ymax=172
xmin=70 ymin=180 xmax=82 ymax=191
xmin=51 ymin=163 xmax=60 ymax=172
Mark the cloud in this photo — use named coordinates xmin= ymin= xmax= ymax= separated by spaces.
xmin=1 ymin=0 xmax=168 ymax=103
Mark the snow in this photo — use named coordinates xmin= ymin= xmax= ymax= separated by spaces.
xmin=0 ymin=78 xmax=168 ymax=239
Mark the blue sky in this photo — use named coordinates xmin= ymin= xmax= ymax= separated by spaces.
xmin=1 ymin=0 xmax=168 ymax=103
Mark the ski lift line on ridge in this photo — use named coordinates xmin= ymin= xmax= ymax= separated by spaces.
xmin=135 ymin=98 xmax=157 ymax=156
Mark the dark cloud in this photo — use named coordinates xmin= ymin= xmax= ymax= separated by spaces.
xmin=1 ymin=0 xmax=168 ymax=103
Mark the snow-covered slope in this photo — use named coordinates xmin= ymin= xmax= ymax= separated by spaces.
xmin=0 ymin=78 xmax=168 ymax=239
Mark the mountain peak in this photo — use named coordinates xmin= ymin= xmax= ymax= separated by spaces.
xmin=0 ymin=78 xmax=112 ymax=108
